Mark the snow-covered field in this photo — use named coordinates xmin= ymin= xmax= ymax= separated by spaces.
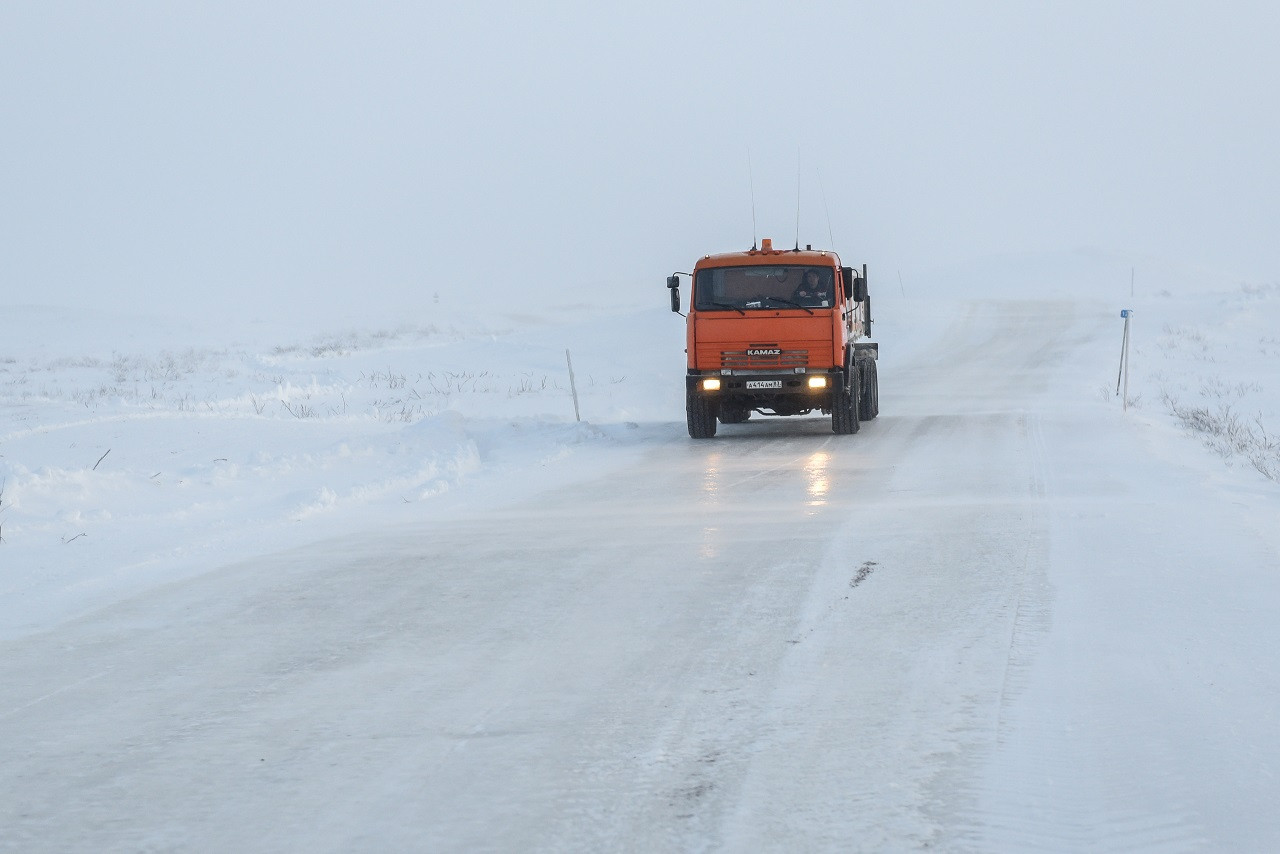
xmin=1137 ymin=283 xmax=1280 ymax=480
xmin=0 ymin=299 xmax=682 ymax=638
xmin=3 ymin=263 xmax=1279 ymax=850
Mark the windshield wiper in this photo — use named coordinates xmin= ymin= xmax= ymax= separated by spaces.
xmin=708 ymin=302 xmax=746 ymax=315
xmin=761 ymin=297 xmax=813 ymax=315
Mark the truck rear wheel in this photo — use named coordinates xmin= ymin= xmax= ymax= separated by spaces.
xmin=859 ymin=359 xmax=879 ymax=419
xmin=686 ymin=387 xmax=718 ymax=438
xmin=832 ymin=368 xmax=860 ymax=434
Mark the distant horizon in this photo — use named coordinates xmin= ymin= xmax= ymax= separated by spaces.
xmin=4 ymin=2 xmax=1278 ymax=321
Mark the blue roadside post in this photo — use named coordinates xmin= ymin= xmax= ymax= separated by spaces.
xmin=1117 ymin=309 xmax=1133 ymax=411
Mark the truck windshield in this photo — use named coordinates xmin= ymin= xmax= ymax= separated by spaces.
xmin=694 ymin=266 xmax=835 ymax=311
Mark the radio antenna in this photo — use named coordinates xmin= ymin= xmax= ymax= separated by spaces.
xmin=816 ymin=165 xmax=835 ymax=249
xmin=748 ymin=147 xmax=758 ymax=250
xmin=794 ymin=148 xmax=802 ymax=250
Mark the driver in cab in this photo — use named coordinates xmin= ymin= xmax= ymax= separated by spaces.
xmin=792 ymin=270 xmax=832 ymax=306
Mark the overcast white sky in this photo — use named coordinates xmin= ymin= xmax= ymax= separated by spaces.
xmin=3 ymin=1 xmax=1278 ymax=321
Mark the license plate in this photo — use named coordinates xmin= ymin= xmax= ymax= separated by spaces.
xmin=745 ymin=380 xmax=782 ymax=389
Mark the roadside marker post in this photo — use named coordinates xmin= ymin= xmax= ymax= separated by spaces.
xmin=1116 ymin=309 xmax=1133 ymax=411
xmin=566 ymin=349 xmax=581 ymax=422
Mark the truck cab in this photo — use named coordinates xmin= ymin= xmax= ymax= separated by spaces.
xmin=668 ymin=237 xmax=878 ymax=438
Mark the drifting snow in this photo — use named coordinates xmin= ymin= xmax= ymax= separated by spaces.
xmin=0 ymin=299 xmax=681 ymax=639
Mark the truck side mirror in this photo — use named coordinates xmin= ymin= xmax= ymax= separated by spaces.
xmin=853 ymin=276 xmax=868 ymax=303
xmin=841 ymin=267 xmax=854 ymax=300
xmin=667 ymin=274 xmax=681 ymax=313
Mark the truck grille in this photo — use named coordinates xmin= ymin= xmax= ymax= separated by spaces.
xmin=720 ymin=347 xmax=809 ymax=370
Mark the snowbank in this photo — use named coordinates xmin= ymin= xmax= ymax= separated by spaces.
xmin=0 ymin=300 xmax=681 ymax=638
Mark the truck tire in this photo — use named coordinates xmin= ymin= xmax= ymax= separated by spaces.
xmin=832 ymin=368 xmax=860 ymax=434
xmin=859 ymin=359 xmax=879 ymax=420
xmin=718 ymin=405 xmax=751 ymax=424
xmin=686 ymin=386 xmax=718 ymax=438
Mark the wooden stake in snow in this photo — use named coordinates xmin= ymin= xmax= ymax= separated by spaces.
xmin=565 ymin=349 xmax=581 ymax=422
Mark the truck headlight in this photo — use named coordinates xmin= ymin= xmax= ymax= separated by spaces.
xmin=807 ymin=376 xmax=828 ymax=389
xmin=702 ymin=378 xmax=722 ymax=391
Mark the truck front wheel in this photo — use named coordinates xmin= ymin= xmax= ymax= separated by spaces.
xmin=832 ymin=368 xmax=861 ymax=434
xmin=686 ymin=386 xmax=718 ymax=438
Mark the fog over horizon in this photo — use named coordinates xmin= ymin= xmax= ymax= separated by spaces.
xmin=3 ymin=1 xmax=1278 ymax=325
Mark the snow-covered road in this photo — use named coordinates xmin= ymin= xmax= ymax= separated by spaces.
xmin=4 ymin=297 xmax=1279 ymax=852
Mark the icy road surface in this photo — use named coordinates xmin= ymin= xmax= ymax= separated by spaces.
xmin=4 ymin=300 xmax=1279 ymax=852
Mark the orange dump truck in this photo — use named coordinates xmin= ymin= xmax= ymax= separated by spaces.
xmin=666 ymin=237 xmax=878 ymax=438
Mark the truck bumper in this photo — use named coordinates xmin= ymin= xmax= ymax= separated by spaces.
xmin=687 ymin=368 xmax=843 ymax=414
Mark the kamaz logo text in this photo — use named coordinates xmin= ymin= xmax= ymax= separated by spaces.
xmin=747 ymin=348 xmax=781 ymax=356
